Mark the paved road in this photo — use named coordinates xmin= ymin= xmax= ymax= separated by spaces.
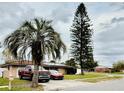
xmin=39 ymin=80 xmax=91 ymax=91
xmin=63 ymin=78 xmax=124 ymax=91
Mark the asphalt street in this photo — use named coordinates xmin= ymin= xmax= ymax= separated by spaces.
xmin=63 ymin=78 xmax=124 ymax=91
xmin=39 ymin=80 xmax=91 ymax=91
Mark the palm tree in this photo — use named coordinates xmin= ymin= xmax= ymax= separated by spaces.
xmin=2 ymin=48 xmax=14 ymax=61
xmin=4 ymin=18 xmax=66 ymax=87
xmin=50 ymin=60 xmax=56 ymax=64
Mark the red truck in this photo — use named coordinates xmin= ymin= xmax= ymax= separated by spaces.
xmin=18 ymin=65 xmax=50 ymax=83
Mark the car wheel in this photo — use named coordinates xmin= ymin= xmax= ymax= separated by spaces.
xmin=40 ymin=79 xmax=49 ymax=83
xmin=29 ymin=74 xmax=33 ymax=81
xmin=61 ymin=77 xmax=64 ymax=80
xmin=29 ymin=77 xmax=32 ymax=81
xmin=50 ymin=77 xmax=54 ymax=80
xmin=19 ymin=76 xmax=23 ymax=80
xmin=45 ymin=79 xmax=50 ymax=82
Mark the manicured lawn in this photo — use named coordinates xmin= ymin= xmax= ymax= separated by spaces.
xmin=64 ymin=72 xmax=123 ymax=83
xmin=64 ymin=72 xmax=108 ymax=80
xmin=0 ymin=87 xmax=33 ymax=91
xmin=0 ymin=85 xmax=43 ymax=91
xmin=0 ymin=77 xmax=9 ymax=86
xmin=0 ymin=77 xmax=30 ymax=86
xmin=111 ymin=72 xmax=124 ymax=74
xmin=82 ymin=76 xmax=123 ymax=83
xmin=0 ymin=78 xmax=43 ymax=91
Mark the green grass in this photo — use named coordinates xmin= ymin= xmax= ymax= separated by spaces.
xmin=0 ymin=78 xmax=43 ymax=91
xmin=0 ymin=85 xmax=43 ymax=91
xmin=0 ymin=87 xmax=33 ymax=91
xmin=64 ymin=72 xmax=108 ymax=80
xmin=64 ymin=72 xmax=123 ymax=83
xmin=111 ymin=72 xmax=124 ymax=74
xmin=0 ymin=77 xmax=30 ymax=86
xmin=82 ymin=76 xmax=123 ymax=83
xmin=12 ymin=78 xmax=31 ymax=86
xmin=0 ymin=77 xmax=9 ymax=86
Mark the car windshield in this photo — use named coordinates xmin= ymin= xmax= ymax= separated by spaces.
xmin=50 ymin=70 xmax=59 ymax=74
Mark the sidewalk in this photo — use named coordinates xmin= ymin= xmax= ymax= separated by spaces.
xmin=0 ymin=86 xmax=8 ymax=88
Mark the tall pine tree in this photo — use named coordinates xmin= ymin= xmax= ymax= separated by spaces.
xmin=70 ymin=3 xmax=94 ymax=75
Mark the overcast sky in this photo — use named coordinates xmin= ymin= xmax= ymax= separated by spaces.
xmin=0 ymin=2 xmax=124 ymax=67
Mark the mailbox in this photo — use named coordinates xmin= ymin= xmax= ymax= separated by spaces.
xmin=9 ymin=76 xmax=14 ymax=81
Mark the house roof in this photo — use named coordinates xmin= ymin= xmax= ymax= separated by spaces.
xmin=95 ymin=65 xmax=111 ymax=68
xmin=0 ymin=60 xmax=75 ymax=69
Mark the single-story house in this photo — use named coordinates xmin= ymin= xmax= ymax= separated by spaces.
xmin=95 ymin=66 xmax=112 ymax=73
xmin=0 ymin=60 xmax=77 ymax=78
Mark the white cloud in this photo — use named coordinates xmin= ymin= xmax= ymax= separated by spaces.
xmin=0 ymin=2 xmax=78 ymax=63
xmin=0 ymin=2 xmax=124 ymax=67
xmin=0 ymin=3 xmax=36 ymax=43
xmin=92 ymin=5 xmax=124 ymax=66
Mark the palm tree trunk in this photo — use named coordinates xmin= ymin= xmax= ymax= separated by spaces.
xmin=31 ymin=41 xmax=41 ymax=88
xmin=81 ymin=68 xmax=84 ymax=75
xmin=31 ymin=63 xmax=39 ymax=88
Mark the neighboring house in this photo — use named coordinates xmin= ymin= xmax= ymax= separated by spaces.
xmin=0 ymin=60 xmax=77 ymax=78
xmin=95 ymin=66 xmax=111 ymax=73
xmin=121 ymin=70 xmax=124 ymax=72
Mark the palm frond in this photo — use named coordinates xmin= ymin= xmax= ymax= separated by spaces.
xmin=4 ymin=18 xmax=66 ymax=64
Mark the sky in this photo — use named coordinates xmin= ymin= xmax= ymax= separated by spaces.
xmin=0 ymin=2 xmax=124 ymax=67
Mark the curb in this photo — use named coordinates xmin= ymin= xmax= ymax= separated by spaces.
xmin=0 ymin=86 xmax=8 ymax=88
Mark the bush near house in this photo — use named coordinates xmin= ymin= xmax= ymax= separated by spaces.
xmin=113 ymin=60 xmax=124 ymax=72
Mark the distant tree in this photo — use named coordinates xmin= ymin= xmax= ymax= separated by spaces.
xmin=113 ymin=60 xmax=124 ymax=72
xmin=50 ymin=60 xmax=56 ymax=64
xmin=70 ymin=3 xmax=94 ymax=74
xmin=65 ymin=58 xmax=77 ymax=68
xmin=83 ymin=60 xmax=98 ymax=71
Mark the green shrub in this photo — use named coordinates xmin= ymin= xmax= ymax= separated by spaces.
xmin=113 ymin=60 xmax=124 ymax=72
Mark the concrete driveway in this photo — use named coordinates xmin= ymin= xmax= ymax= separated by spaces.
xmin=39 ymin=80 xmax=92 ymax=91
